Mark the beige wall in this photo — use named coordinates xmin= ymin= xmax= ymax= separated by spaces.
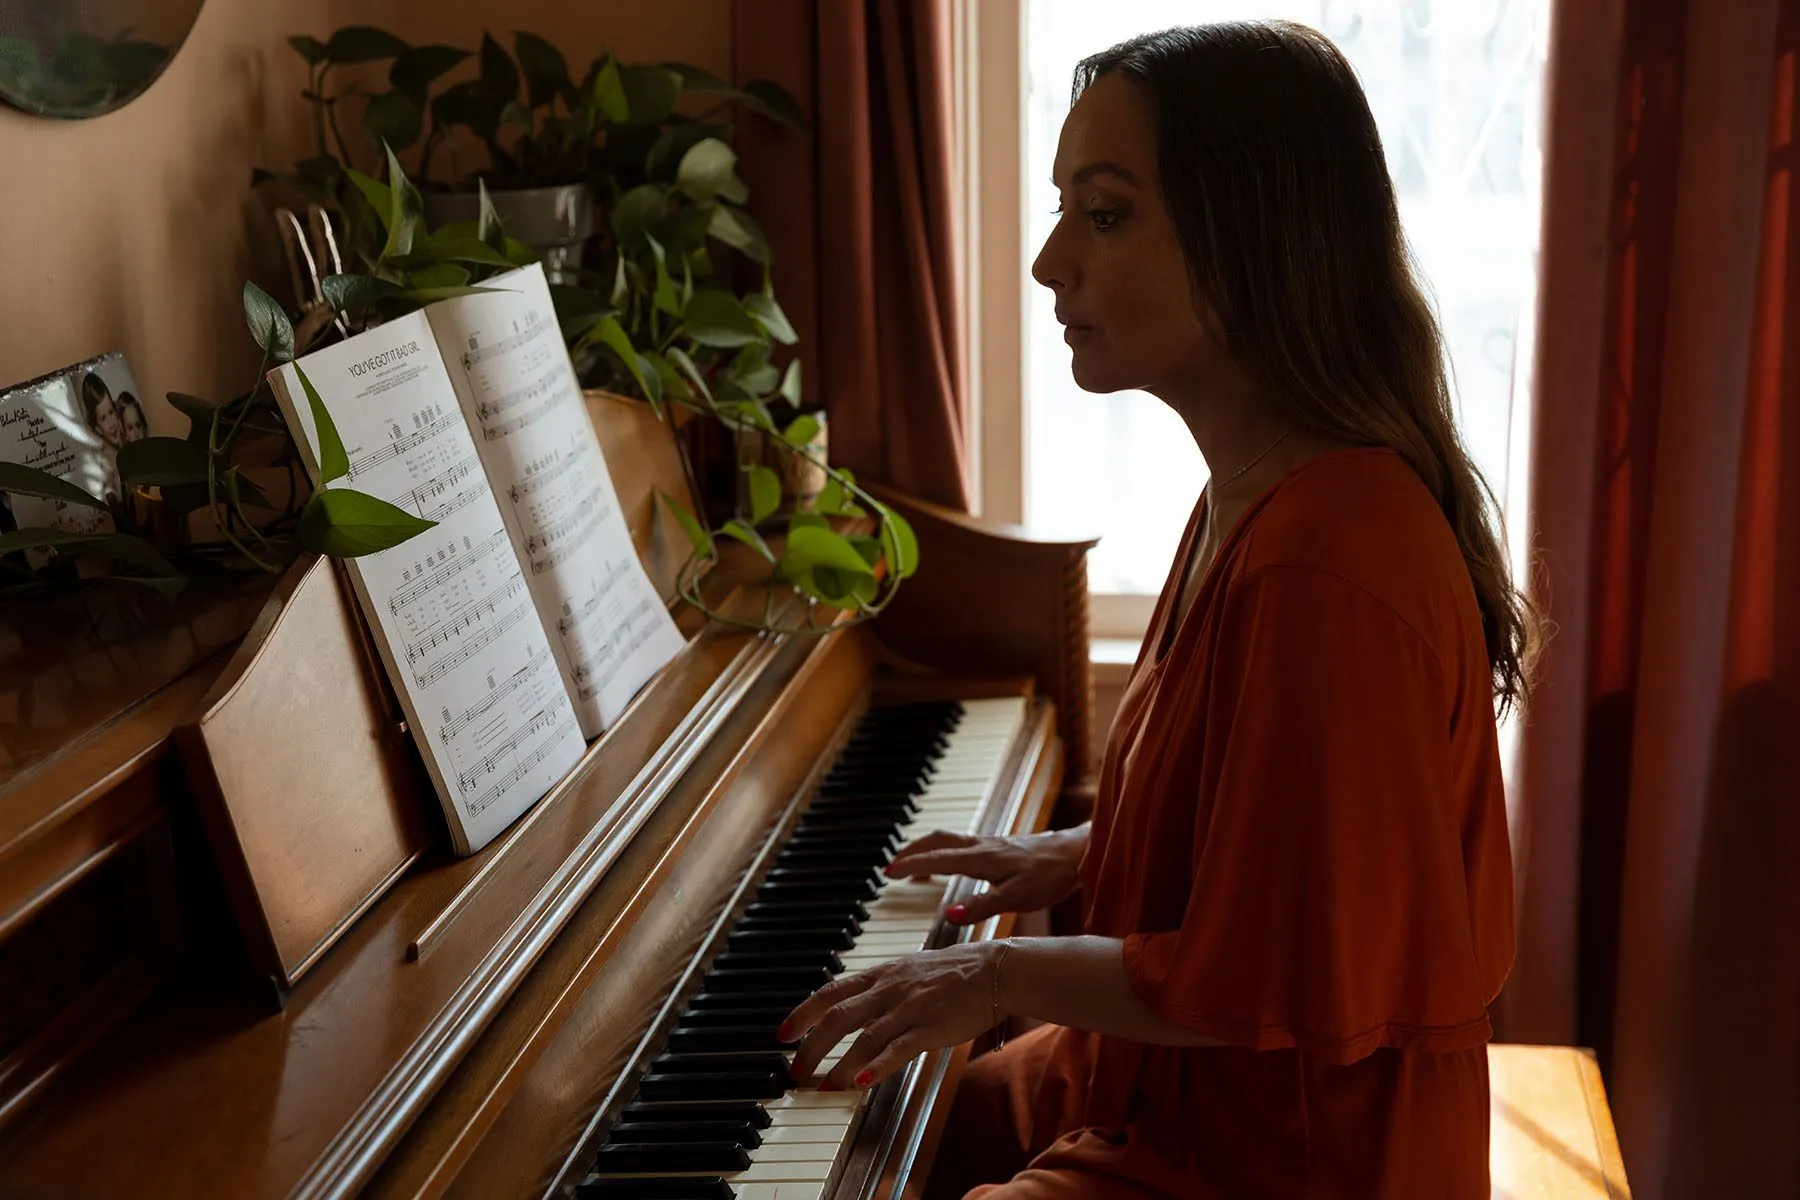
xmin=0 ymin=0 xmax=731 ymax=437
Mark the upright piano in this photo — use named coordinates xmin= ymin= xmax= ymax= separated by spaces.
xmin=0 ymin=393 xmax=1098 ymax=1199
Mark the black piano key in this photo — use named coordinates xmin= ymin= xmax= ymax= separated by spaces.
xmin=780 ymin=831 xmax=898 ymax=855
xmin=620 ymin=1100 xmax=772 ymax=1129
xmin=794 ymin=810 xmax=913 ymax=832
xmin=688 ymin=990 xmax=811 ymax=1012
xmin=802 ymin=796 xmax=919 ymax=818
xmin=755 ymin=880 xmax=880 ymax=906
xmin=743 ymin=898 xmax=869 ymax=923
xmin=734 ymin=912 xmax=863 ymax=936
xmin=763 ymin=865 xmax=884 ymax=885
xmin=608 ymin=1120 xmax=763 ymax=1149
xmin=648 ymin=1052 xmax=794 ymax=1086
xmin=667 ymin=1025 xmax=785 ymax=1054
xmin=674 ymin=1005 xmax=794 ymax=1031
xmin=702 ymin=965 xmax=834 ymax=993
xmin=638 ymin=1071 xmax=786 ymax=1102
xmin=576 ymin=1176 xmax=736 ymax=1199
xmin=711 ymin=949 xmax=844 ymax=974
xmin=592 ymin=1140 xmax=752 ymax=1175
xmin=727 ymin=926 xmax=857 ymax=953
xmin=773 ymin=843 xmax=893 ymax=865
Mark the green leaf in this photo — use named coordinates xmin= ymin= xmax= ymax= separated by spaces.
xmin=288 ymin=35 xmax=329 ymax=65
xmin=299 ymin=488 xmax=435 ymax=557
xmin=809 ymin=565 xmax=877 ymax=608
xmin=432 ymin=80 xmax=496 ymax=139
xmin=847 ymin=535 xmax=883 ymax=567
xmin=648 ymin=235 xmax=680 ymax=317
xmin=242 ymin=280 xmax=296 ymax=362
xmin=166 ymin=391 xmax=220 ymax=430
xmin=117 ymin=437 xmax=208 ymax=486
xmin=611 ymin=183 xmax=668 ymax=244
xmin=477 ymin=177 xmax=505 ymax=253
xmin=659 ymin=489 xmax=713 ymax=558
xmin=743 ymin=79 xmax=808 ymax=131
xmin=746 ymin=464 xmax=781 ymax=524
xmin=648 ymin=121 xmax=727 ymax=182
xmin=406 ymin=261 xmax=471 ymax=289
xmin=478 ymin=33 xmax=519 ymax=106
xmin=326 ymin=26 xmax=409 ymax=65
xmin=782 ymin=413 xmax=821 ymax=450
xmin=0 ymin=528 xmax=181 ymax=579
xmin=744 ymin=292 xmax=797 ymax=345
xmin=381 ymin=142 xmax=424 ymax=260
xmin=661 ymin=60 xmax=732 ymax=92
xmin=0 ymin=463 xmax=107 ymax=510
xmin=707 ymin=204 xmax=772 ymax=264
xmin=344 ymin=168 xmax=394 ymax=236
xmin=784 ymin=524 xmax=877 ymax=578
xmin=682 ymin=289 xmax=762 ymax=348
xmin=295 ymin=363 xmax=349 ymax=484
xmin=585 ymin=316 xmax=659 ymax=408
xmin=399 ymin=235 xmax=513 ymax=268
xmin=618 ymin=64 xmax=681 ymax=126
xmin=363 ymin=89 xmax=423 ymax=153
xmin=390 ymin=44 xmax=469 ymax=103
xmin=498 ymin=99 xmax=532 ymax=131
xmin=878 ymin=506 xmax=919 ymax=578
xmin=403 ymin=284 xmax=499 ymax=303
xmin=512 ymin=31 xmax=568 ymax=109
xmin=778 ymin=360 xmax=803 ymax=407
xmin=323 ymin=273 xmax=404 ymax=314
xmin=666 ymin=346 xmax=712 ymax=402
xmin=719 ymin=518 xmax=775 ymax=563
xmin=814 ymin=475 xmax=848 ymax=516
xmin=676 ymin=138 xmax=748 ymax=204
xmin=788 ymin=511 xmax=830 ymax=533
xmin=591 ymin=54 xmax=628 ymax=122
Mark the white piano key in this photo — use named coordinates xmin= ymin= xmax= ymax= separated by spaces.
xmin=733 ymin=1183 xmax=826 ymax=1200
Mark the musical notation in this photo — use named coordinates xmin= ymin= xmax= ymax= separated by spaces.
xmin=388 ymin=527 xmax=510 ymax=614
xmin=525 ymin=486 xmax=605 ymax=563
xmin=348 ymin=406 xmax=463 ymax=477
xmin=464 ymin=714 xmax=565 ymax=816
xmin=410 ymin=575 xmax=532 ymax=688
xmin=475 ymin=367 xmax=559 ymax=423
xmin=395 ymin=454 xmax=478 ymax=515
xmin=439 ymin=644 xmax=554 ymax=741
xmin=576 ymin=596 xmax=663 ymax=701
xmin=482 ymin=381 xmax=565 ymax=441
xmin=460 ymin=309 xmax=555 ymax=371
xmin=508 ymin=451 xmax=579 ymax=504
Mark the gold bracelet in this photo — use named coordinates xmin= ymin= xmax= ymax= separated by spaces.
xmin=989 ymin=938 xmax=1012 ymax=1030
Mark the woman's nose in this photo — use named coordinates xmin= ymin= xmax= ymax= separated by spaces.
xmin=1030 ymin=221 xmax=1072 ymax=291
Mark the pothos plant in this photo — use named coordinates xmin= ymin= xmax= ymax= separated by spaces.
xmin=323 ymin=148 xmax=921 ymax=632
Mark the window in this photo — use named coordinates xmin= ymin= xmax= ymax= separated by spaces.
xmin=984 ymin=0 xmax=1549 ymax=634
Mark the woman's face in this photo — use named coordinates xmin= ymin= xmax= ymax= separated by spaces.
xmin=1031 ymin=74 xmax=1224 ymax=397
xmin=120 ymin=403 xmax=146 ymax=443
xmin=91 ymin=391 xmax=122 ymax=446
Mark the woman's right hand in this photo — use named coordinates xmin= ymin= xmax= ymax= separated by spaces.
xmin=882 ymin=823 xmax=1090 ymax=926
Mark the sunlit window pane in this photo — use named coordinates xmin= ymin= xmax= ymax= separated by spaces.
xmin=1025 ymin=0 xmax=1549 ymax=596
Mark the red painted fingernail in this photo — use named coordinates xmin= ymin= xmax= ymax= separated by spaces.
xmin=947 ymin=904 xmax=968 ymax=923
xmin=854 ymin=1070 xmax=873 ymax=1088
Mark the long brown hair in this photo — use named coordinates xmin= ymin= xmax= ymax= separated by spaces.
xmin=1076 ymin=21 xmax=1539 ymax=717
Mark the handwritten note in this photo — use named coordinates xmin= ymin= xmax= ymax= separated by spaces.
xmin=0 ymin=375 xmax=115 ymax=565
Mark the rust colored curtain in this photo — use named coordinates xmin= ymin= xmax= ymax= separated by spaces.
xmin=731 ymin=0 xmax=970 ymax=511
xmin=1502 ymin=0 xmax=1800 ymax=1195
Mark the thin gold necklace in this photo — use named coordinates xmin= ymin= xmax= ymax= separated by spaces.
xmin=1209 ymin=425 xmax=1294 ymax=495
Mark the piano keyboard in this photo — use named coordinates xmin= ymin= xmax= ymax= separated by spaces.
xmin=575 ymin=696 xmax=1027 ymax=1199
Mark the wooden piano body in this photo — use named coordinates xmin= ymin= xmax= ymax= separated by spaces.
xmin=0 ymin=393 xmax=1099 ymax=1199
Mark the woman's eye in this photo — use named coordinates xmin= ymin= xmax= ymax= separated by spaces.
xmin=1087 ymin=210 xmax=1119 ymax=232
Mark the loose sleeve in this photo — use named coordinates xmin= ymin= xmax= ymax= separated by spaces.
xmin=1121 ymin=565 xmax=1497 ymax=1065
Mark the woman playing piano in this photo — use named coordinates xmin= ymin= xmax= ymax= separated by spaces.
xmin=781 ymin=20 xmax=1534 ymax=1200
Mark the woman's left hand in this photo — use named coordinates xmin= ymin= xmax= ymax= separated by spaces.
xmin=780 ymin=941 xmax=1004 ymax=1090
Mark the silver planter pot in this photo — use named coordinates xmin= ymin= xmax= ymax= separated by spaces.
xmin=423 ymin=182 xmax=593 ymax=284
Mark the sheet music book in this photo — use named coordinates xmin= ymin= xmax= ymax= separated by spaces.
xmin=268 ymin=263 xmax=687 ymax=854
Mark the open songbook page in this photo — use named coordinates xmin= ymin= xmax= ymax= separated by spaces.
xmin=268 ymin=263 xmax=684 ymax=854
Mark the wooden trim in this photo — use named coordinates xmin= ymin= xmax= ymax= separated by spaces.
xmin=1573 ymin=1048 xmax=1631 ymax=1197
xmin=963 ymin=0 xmax=1028 ymax=526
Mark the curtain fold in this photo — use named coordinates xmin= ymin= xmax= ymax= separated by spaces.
xmin=1504 ymin=0 xmax=1800 ymax=1196
xmin=733 ymin=0 xmax=971 ymax=511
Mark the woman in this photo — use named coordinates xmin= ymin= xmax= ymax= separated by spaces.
xmin=779 ymin=21 xmax=1533 ymax=1198
xmin=79 ymin=371 xmax=123 ymax=503
xmin=117 ymin=392 xmax=148 ymax=443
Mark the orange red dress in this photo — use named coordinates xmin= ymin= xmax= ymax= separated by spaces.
xmin=928 ymin=448 xmax=1515 ymax=1199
